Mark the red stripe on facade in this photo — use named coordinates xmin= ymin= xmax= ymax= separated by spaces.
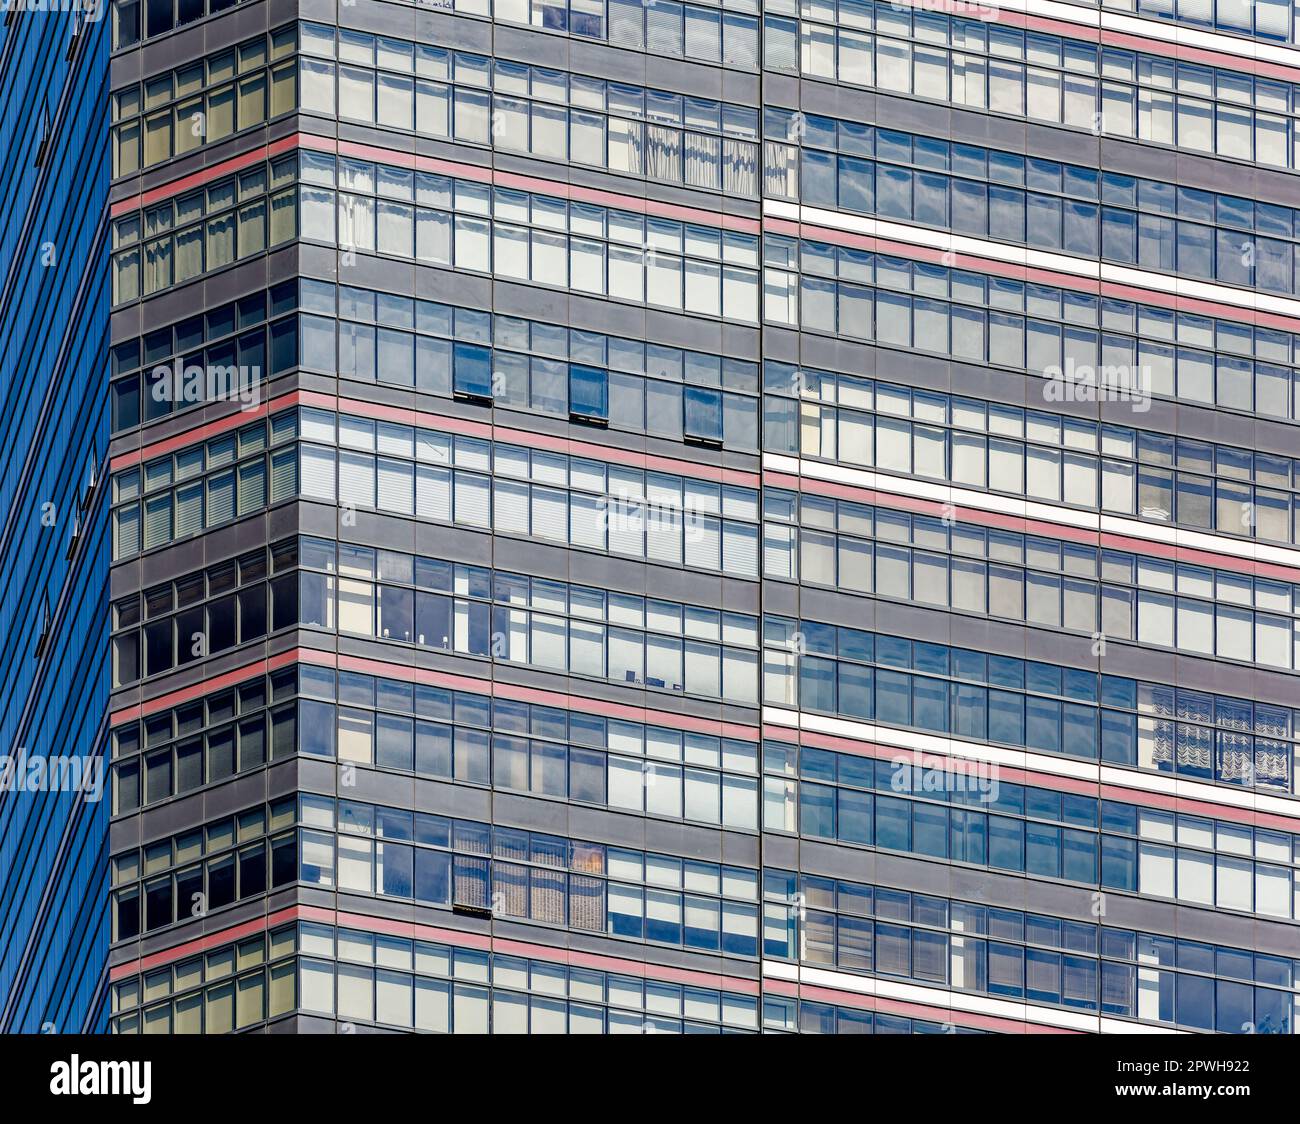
xmin=108 ymin=394 xmax=281 ymax=472
xmin=113 ymin=387 xmax=759 ymax=488
xmin=110 ymin=134 xmax=1300 ymax=338
xmin=791 ymin=979 xmax=1083 ymax=1033
xmin=295 ymin=389 xmax=761 ymax=487
xmin=110 ymin=647 xmax=761 ymax=741
xmin=111 ymin=133 xmax=760 ymax=234
xmin=775 ymin=216 xmax=1300 ymax=335
xmin=1098 ymin=782 xmax=1300 ymax=833
xmin=108 ymin=648 xmax=299 ymax=725
xmin=111 ymin=903 xmax=762 ymax=998
xmin=772 ymin=724 xmax=1098 ymax=796
xmin=108 ymin=906 xmax=300 ymax=981
xmin=110 ymin=135 xmax=301 ymax=219
xmin=886 ymin=0 xmax=1300 ymax=83
xmin=762 ymin=719 xmax=1300 ymax=829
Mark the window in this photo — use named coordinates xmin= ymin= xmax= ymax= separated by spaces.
xmin=453 ymin=343 xmax=492 ymax=400
xmin=684 ymin=387 xmax=723 ymax=444
xmin=570 ymin=365 xmax=608 ymax=422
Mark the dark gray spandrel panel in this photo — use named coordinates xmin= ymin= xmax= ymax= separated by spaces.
xmin=414 ymin=776 xmax=489 ymax=820
xmin=642 ymin=818 xmax=724 ymax=863
xmin=566 ymin=804 xmax=650 ymax=850
xmin=347 ymin=767 xmax=417 ymax=811
xmin=799 ymin=838 xmax=878 ymax=884
xmin=297 ymin=758 xmax=338 ymax=798
xmin=413 ymin=7 xmax=493 ymax=51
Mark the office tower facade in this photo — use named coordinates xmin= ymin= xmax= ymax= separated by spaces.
xmin=0 ymin=7 xmax=111 ymax=1033
xmin=82 ymin=0 xmax=1300 ymax=1034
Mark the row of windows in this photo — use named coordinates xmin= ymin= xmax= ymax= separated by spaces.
xmin=294 ymin=406 xmax=761 ymax=577
xmin=111 ymin=28 xmax=295 ymax=177
xmin=114 ymin=796 xmax=764 ymax=954
xmin=113 ymin=0 xmax=245 ymax=49
xmin=106 ymin=0 xmax=1300 ymax=59
xmin=294 ymin=160 xmax=762 ymax=322
xmin=1107 ymin=0 xmax=1299 ymax=43
xmin=109 ymin=927 xmax=296 ymax=1035
xmin=111 ymin=150 xmax=765 ymax=316
xmin=765 ymin=126 xmax=1300 ymax=300
xmin=762 ymin=869 xmax=1298 ymax=1031
xmin=293 ymin=538 xmax=762 ymax=704
xmin=768 ymin=867 xmax=1300 ymax=988
xmin=295 ymin=312 xmax=758 ymax=448
xmin=110 ymin=685 xmax=757 ymax=830
xmin=111 ymin=158 xmax=297 ymax=304
xmin=104 ymin=909 xmax=1297 ymax=1035
xmin=110 ymin=0 xmax=765 ymax=61
xmin=300 ymin=806 xmax=751 ymax=957
xmin=112 ymin=671 xmax=276 ymax=760
xmin=112 ymin=802 xmax=291 ymax=890
xmin=293 ymin=922 xmax=762 ymax=1033
xmin=292 ymin=663 xmax=755 ymax=771
xmin=110 ymin=277 xmax=761 ymax=447
xmin=104 ymin=938 xmax=963 ymax=1034
xmin=766 ymin=5 xmax=1300 ymax=169
xmin=770 ymin=742 xmax=1299 ymax=864
xmin=111 ymin=800 xmax=297 ymax=939
xmin=765 ymin=112 xmax=1300 ymax=244
xmin=771 ymin=1000 xmax=978 ymax=1034
xmin=292 ymin=702 xmax=760 ymax=833
xmin=109 ymin=412 xmax=296 ymax=560
xmin=110 ymin=291 xmax=277 ymax=433
xmin=762 ymin=688 xmax=1287 ymax=819
xmin=109 ymin=918 xmax=764 ymax=1034
xmin=773 ymin=0 xmax=1300 ymax=46
xmin=785 ymin=236 xmax=1300 ymax=366
xmin=764 ymin=246 xmax=1300 ymax=421
xmin=761 ymin=743 xmax=1300 ymax=922
xmin=109 ymin=410 xmax=292 ymax=499
xmin=765 ymin=484 xmax=1297 ymax=612
xmin=110 ymin=546 xmax=281 ymax=686
xmin=765 ymin=262 xmax=1300 ymax=424
xmin=110 ymin=674 xmax=294 ymax=811
xmin=763 ymin=496 xmax=1300 ymax=673
xmin=109 ymin=656 xmax=760 ymax=810
xmin=768 ymin=377 xmax=1300 ymax=550
xmin=111 ymin=674 xmax=760 ymax=827
xmin=297 ymin=23 xmax=761 ymax=197
xmin=762 ymin=618 xmax=1299 ymax=795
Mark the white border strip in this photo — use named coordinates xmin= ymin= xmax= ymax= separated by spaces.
xmin=762 ymin=704 xmax=1300 ymax=823
xmin=766 ymin=200 xmax=1300 ymax=323
xmin=764 ymin=959 xmax=1187 ymax=1033
xmin=764 ymin=452 xmax=1300 ymax=575
xmin=938 ymin=0 xmax=1300 ymax=72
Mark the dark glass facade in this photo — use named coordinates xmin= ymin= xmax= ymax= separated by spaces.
xmin=0 ymin=9 xmax=111 ymax=1032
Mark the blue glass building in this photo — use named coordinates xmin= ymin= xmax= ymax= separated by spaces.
xmin=0 ymin=7 xmax=110 ymax=1033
